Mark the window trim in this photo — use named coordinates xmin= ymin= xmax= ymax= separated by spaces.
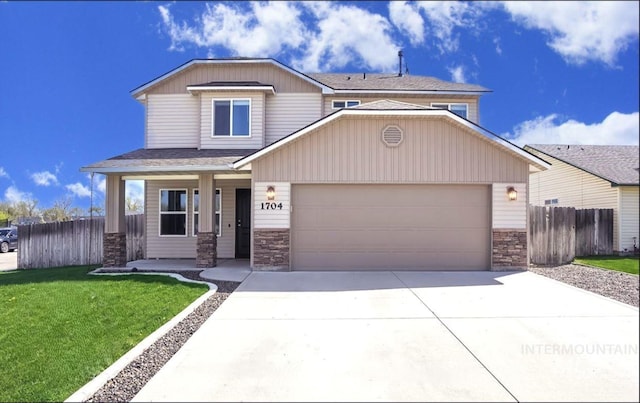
xmin=430 ymin=102 xmax=469 ymax=119
xmin=211 ymin=98 xmax=252 ymax=137
xmin=159 ymin=189 xmax=188 ymax=237
xmin=332 ymin=100 xmax=361 ymax=109
xmin=193 ymin=188 xmax=222 ymax=237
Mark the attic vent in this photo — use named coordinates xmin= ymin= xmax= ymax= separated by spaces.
xmin=382 ymin=125 xmax=403 ymax=147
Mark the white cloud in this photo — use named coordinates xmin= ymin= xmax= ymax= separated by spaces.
xmin=4 ymin=186 xmax=31 ymax=203
xmin=501 ymin=1 xmax=639 ymax=66
xmin=158 ymin=1 xmax=400 ymax=72
xmin=31 ymin=171 xmax=58 ymax=186
xmin=447 ymin=65 xmax=466 ymax=83
xmin=65 ymin=182 xmax=92 ymax=198
xmin=0 ymin=167 xmax=8 ymax=179
xmin=388 ymin=1 xmax=425 ymax=45
xmin=506 ymin=111 xmax=640 ymax=146
xmin=126 ymin=180 xmax=145 ymax=211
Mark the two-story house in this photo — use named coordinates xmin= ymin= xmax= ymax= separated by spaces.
xmin=82 ymin=58 xmax=549 ymax=271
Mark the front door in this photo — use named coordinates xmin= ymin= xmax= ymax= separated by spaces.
xmin=235 ymin=189 xmax=251 ymax=259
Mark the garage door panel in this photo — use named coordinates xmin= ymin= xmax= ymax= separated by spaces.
xmin=292 ymin=185 xmax=490 ymax=270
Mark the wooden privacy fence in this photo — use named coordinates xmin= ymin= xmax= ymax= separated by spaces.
xmin=529 ymin=206 xmax=613 ymax=265
xmin=17 ymin=214 xmax=145 ymax=269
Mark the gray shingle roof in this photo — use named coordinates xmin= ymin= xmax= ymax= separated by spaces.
xmin=526 ymin=144 xmax=640 ymax=185
xmin=82 ymin=148 xmax=259 ymax=173
xmin=308 ymin=73 xmax=490 ymax=93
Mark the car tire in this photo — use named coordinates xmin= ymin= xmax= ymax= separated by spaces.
xmin=0 ymin=242 xmax=8 ymax=253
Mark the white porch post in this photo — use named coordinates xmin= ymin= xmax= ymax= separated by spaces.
xmin=103 ymin=174 xmax=127 ymax=267
xmin=196 ymin=173 xmax=217 ymax=267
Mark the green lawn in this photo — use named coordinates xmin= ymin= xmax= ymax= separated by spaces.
xmin=0 ymin=266 xmax=208 ymax=402
xmin=574 ymin=256 xmax=639 ymax=275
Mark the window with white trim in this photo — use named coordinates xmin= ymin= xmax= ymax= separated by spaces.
xmin=159 ymin=189 xmax=187 ymax=236
xmin=544 ymin=198 xmax=559 ymax=205
xmin=332 ymin=100 xmax=360 ymax=109
xmin=431 ymin=103 xmax=468 ymax=119
xmin=212 ymin=99 xmax=250 ymax=136
xmin=193 ymin=189 xmax=222 ymax=236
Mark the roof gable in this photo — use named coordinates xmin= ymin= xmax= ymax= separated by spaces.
xmin=526 ymin=144 xmax=640 ymax=185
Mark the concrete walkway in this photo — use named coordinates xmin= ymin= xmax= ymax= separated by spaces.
xmin=132 ymin=271 xmax=639 ymax=402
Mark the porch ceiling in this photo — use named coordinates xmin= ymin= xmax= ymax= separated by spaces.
xmin=81 ymin=148 xmax=258 ymax=175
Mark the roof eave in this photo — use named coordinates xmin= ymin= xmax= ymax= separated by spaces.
xmin=80 ymin=164 xmax=235 ymax=175
xmin=332 ymin=89 xmax=490 ymax=96
xmin=186 ymin=85 xmax=276 ymax=95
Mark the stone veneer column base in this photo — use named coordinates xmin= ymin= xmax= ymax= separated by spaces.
xmin=196 ymin=232 xmax=217 ymax=268
xmin=492 ymin=229 xmax=528 ymax=270
xmin=254 ymin=229 xmax=290 ymax=270
xmin=103 ymin=232 xmax=127 ymax=268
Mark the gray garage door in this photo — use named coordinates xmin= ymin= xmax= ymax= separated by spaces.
xmin=291 ymin=184 xmax=490 ymax=270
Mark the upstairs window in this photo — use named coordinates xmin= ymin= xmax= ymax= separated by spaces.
xmin=431 ymin=103 xmax=468 ymax=119
xmin=212 ymin=99 xmax=250 ymax=136
xmin=332 ymin=100 xmax=360 ymax=109
xmin=160 ymin=189 xmax=187 ymax=236
xmin=193 ymin=189 xmax=222 ymax=236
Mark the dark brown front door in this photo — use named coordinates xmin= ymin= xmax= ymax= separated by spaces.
xmin=235 ymin=189 xmax=251 ymax=259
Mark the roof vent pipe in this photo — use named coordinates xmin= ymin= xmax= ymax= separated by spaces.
xmin=363 ymin=72 xmax=366 ymax=80
xmin=398 ymin=50 xmax=403 ymax=77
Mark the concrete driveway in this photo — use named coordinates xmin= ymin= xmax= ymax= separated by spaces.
xmin=0 ymin=250 xmax=17 ymax=271
xmin=133 ymin=271 xmax=639 ymax=402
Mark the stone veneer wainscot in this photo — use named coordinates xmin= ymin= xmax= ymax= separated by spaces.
xmin=492 ymin=229 xmax=527 ymax=269
xmin=103 ymin=232 xmax=127 ymax=267
xmin=254 ymin=229 xmax=290 ymax=270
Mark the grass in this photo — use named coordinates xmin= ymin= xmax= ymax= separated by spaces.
xmin=574 ymin=255 xmax=639 ymax=275
xmin=0 ymin=266 xmax=208 ymax=402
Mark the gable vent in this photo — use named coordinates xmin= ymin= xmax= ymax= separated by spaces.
xmin=382 ymin=125 xmax=404 ymax=147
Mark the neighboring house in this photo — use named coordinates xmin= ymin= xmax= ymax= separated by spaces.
xmin=525 ymin=144 xmax=640 ymax=253
xmin=82 ymin=58 xmax=549 ymax=271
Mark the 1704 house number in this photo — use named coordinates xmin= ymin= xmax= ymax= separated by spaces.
xmin=261 ymin=202 xmax=284 ymax=210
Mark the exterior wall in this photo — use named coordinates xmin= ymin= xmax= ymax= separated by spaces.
xmin=322 ymin=95 xmax=479 ymax=124
xmin=492 ymin=230 xmax=527 ymax=269
xmin=199 ymin=92 xmax=265 ymax=149
xmin=146 ymin=94 xmax=199 ymax=149
xmin=254 ymin=229 xmax=290 ymax=270
xmin=265 ymin=93 xmax=323 ymax=145
xmin=528 ymin=150 xmax=621 ymax=250
xmin=619 ymin=186 xmax=640 ymax=252
xmin=253 ymin=116 xmax=529 ymax=184
xmin=492 ymin=183 xmax=527 ymax=229
xmin=145 ymin=63 xmax=321 ymax=95
xmin=145 ymin=178 xmax=251 ymax=259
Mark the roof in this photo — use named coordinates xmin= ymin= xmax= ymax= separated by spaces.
xmin=309 ymin=73 xmax=490 ymax=93
xmin=130 ymin=58 xmax=490 ymax=97
xmin=234 ymin=108 xmax=550 ymax=172
xmin=81 ymin=148 xmax=259 ymax=175
xmin=526 ymin=144 xmax=640 ymax=185
xmin=352 ymin=99 xmax=434 ymax=110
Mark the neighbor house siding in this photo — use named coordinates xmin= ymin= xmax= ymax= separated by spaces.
xmin=145 ymin=178 xmax=251 ymax=259
xmin=265 ymin=93 xmax=323 ymax=145
xmin=619 ymin=186 xmax=640 ymax=252
xmin=146 ymin=94 xmax=200 ymax=148
xmin=199 ymin=92 xmax=265 ymax=149
xmin=253 ymin=116 xmax=529 ymax=183
xmin=322 ymin=96 xmax=479 ymax=124
xmin=145 ymin=63 xmax=321 ymax=95
xmin=528 ymin=151 xmax=621 ymax=250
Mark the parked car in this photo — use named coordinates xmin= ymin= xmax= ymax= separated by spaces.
xmin=0 ymin=227 xmax=18 ymax=253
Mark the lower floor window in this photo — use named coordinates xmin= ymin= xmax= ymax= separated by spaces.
xmin=160 ymin=189 xmax=187 ymax=236
xmin=194 ymin=188 xmax=221 ymax=236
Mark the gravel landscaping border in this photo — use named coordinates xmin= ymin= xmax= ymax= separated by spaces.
xmin=82 ymin=270 xmax=240 ymax=403
xmin=528 ymin=263 xmax=639 ymax=307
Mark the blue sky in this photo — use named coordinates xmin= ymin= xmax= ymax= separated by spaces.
xmin=0 ymin=1 xmax=638 ymax=213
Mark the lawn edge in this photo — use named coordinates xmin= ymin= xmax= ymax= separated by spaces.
xmin=64 ymin=271 xmax=217 ymax=403
xmin=572 ymin=260 xmax=639 ymax=275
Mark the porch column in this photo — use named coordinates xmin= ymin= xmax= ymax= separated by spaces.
xmin=103 ymin=175 xmax=127 ymax=267
xmin=197 ymin=173 xmax=217 ymax=268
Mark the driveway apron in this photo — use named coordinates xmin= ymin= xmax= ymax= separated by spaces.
xmin=132 ymin=271 xmax=639 ymax=402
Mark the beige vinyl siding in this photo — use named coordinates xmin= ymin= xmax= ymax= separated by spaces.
xmin=492 ymin=183 xmax=527 ymax=229
xmin=528 ymin=151 xmax=621 ymax=249
xmin=146 ymin=94 xmax=200 ymax=149
xmin=200 ymin=92 xmax=264 ymax=149
xmin=145 ymin=178 xmax=251 ymax=259
xmin=265 ymin=93 xmax=322 ymax=145
xmin=253 ymin=116 xmax=529 ymax=184
xmin=146 ymin=63 xmax=321 ymax=95
xmin=619 ymin=186 xmax=639 ymax=252
xmin=323 ymin=96 xmax=479 ymax=124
